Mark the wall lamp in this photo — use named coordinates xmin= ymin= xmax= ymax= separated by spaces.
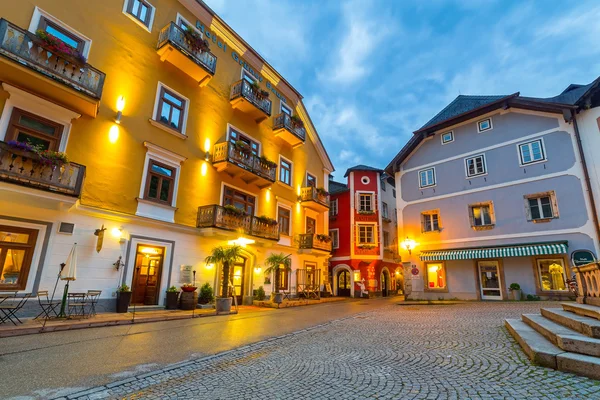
xmin=401 ymin=237 xmax=416 ymax=255
xmin=115 ymin=96 xmax=125 ymax=124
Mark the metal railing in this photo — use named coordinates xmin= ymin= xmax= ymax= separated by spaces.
xmin=298 ymin=234 xmax=332 ymax=252
xmin=230 ymin=79 xmax=272 ymax=116
xmin=157 ymin=22 xmax=217 ymax=75
xmin=299 ymin=187 xmax=329 ymax=207
xmin=273 ymin=113 xmax=306 ymax=142
xmin=0 ymin=142 xmax=85 ymax=197
xmin=212 ymin=142 xmax=276 ymax=182
xmin=0 ymin=19 xmax=105 ymax=99
xmin=196 ymin=205 xmax=279 ymax=241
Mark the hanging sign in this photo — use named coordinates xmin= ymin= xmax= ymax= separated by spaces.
xmin=571 ymin=250 xmax=596 ymax=267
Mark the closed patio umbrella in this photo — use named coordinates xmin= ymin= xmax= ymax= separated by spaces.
xmin=57 ymin=243 xmax=78 ymax=318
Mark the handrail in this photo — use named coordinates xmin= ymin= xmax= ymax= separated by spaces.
xmin=197 ymin=205 xmax=279 ymax=241
xmin=299 ymin=186 xmax=329 ymax=207
xmin=298 ymin=233 xmax=332 ymax=252
xmin=157 ymin=22 xmax=217 ymax=75
xmin=212 ymin=142 xmax=276 ymax=182
xmin=230 ymin=79 xmax=272 ymax=116
xmin=273 ymin=113 xmax=306 ymax=141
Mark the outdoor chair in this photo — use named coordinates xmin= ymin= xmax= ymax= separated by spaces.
xmin=0 ymin=293 xmax=32 ymax=325
xmin=67 ymin=293 xmax=87 ymax=318
xmin=85 ymin=290 xmax=102 ymax=317
xmin=34 ymin=290 xmax=61 ymax=320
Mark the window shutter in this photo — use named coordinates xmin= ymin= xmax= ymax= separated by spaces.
xmin=488 ymin=202 xmax=495 ymax=223
xmin=524 ymin=198 xmax=532 ymax=221
xmin=468 ymin=206 xmax=475 ymax=227
xmin=551 ymin=192 xmax=559 ymax=218
xmin=420 ymin=214 xmax=425 ymax=232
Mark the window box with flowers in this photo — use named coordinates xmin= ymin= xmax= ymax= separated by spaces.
xmin=255 ymin=215 xmax=278 ymax=226
xmin=315 ymin=234 xmax=331 ymax=243
xmin=183 ymin=27 xmax=210 ymax=53
xmin=223 ymin=204 xmax=247 ymax=218
xmin=35 ymin=30 xmax=87 ymax=67
xmin=357 ymin=210 xmax=375 ymax=215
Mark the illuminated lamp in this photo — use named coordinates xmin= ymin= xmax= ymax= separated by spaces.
xmin=115 ymin=96 xmax=125 ymax=123
xmin=401 ymin=237 xmax=416 ymax=255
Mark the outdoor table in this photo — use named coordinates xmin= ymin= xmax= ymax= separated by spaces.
xmin=0 ymin=291 xmax=18 ymax=305
xmin=67 ymin=292 xmax=87 ymax=318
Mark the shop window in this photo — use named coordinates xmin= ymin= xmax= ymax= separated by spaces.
xmin=537 ymin=258 xmax=567 ymax=291
xmin=425 ymin=262 xmax=446 ymax=290
xmin=278 ymin=206 xmax=290 ymax=236
xmin=0 ymin=226 xmax=38 ymax=290
xmin=5 ymin=108 xmax=64 ymax=151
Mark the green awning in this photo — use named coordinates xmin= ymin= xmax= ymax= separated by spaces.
xmin=419 ymin=242 xmax=568 ymax=261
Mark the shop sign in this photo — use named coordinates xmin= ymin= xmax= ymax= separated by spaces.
xmin=571 ymin=249 xmax=596 ymax=267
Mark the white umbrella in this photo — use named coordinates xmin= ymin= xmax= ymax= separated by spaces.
xmin=57 ymin=243 xmax=78 ymax=318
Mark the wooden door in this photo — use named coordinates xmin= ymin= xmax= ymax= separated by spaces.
xmin=337 ymin=270 xmax=351 ymax=297
xmin=132 ymin=246 xmax=164 ymax=305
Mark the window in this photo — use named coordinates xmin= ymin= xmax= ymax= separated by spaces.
xmin=242 ymin=68 xmax=257 ymax=84
xmin=330 ymin=199 xmax=338 ymax=216
xmin=418 ymin=168 xmax=435 ymax=188
xmin=477 ymin=118 xmax=493 ymax=133
xmin=525 ymin=192 xmax=558 ymax=221
xmin=357 ymin=224 xmax=375 ymax=244
xmin=37 ymin=16 xmax=85 ymax=52
xmin=425 ymin=262 xmax=446 ymax=290
xmin=0 ymin=226 xmax=38 ymax=290
xmin=306 ymin=173 xmax=316 ymax=187
xmin=278 ymin=265 xmax=289 ymax=291
xmin=361 ymin=176 xmax=370 ymax=185
xmin=383 ymin=231 xmax=390 ymax=248
xmin=382 ymin=202 xmax=389 ymax=219
xmin=519 ymin=139 xmax=546 ymax=165
xmin=279 ymin=157 xmax=292 ymax=186
xmin=176 ymin=13 xmax=200 ymax=35
xmin=465 ymin=154 xmax=487 ymax=177
xmin=537 ymin=258 xmax=567 ymax=291
xmin=330 ymin=229 xmax=339 ymax=249
xmin=144 ymin=160 xmax=175 ymax=204
xmin=441 ymin=131 xmax=454 ymax=144
xmin=124 ymin=0 xmax=154 ymax=29
xmin=155 ymin=86 xmax=186 ymax=133
xmin=469 ymin=203 xmax=494 ymax=228
xmin=421 ymin=211 xmax=440 ymax=232
xmin=223 ymin=186 xmax=255 ymax=215
xmin=5 ymin=108 xmax=64 ymax=151
xmin=381 ymin=180 xmax=386 ymax=191
xmin=358 ymin=193 xmax=374 ymax=212
xmin=278 ymin=206 xmax=291 ymax=236
xmin=281 ymin=102 xmax=292 ymax=116
xmin=306 ymin=217 xmax=316 ymax=234
xmin=229 ymin=127 xmax=259 ymax=156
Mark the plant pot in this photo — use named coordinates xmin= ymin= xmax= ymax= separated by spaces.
xmin=116 ymin=291 xmax=132 ymax=313
xmin=181 ymin=286 xmax=197 ymax=293
xmin=180 ymin=291 xmax=198 ymax=310
xmin=166 ymin=291 xmax=179 ymax=310
xmin=272 ymin=293 xmax=283 ymax=304
xmin=216 ymin=297 xmax=233 ymax=313
xmin=509 ymin=289 xmax=522 ymax=301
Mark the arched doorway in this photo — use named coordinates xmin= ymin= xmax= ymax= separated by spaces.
xmin=337 ymin=270 xmax=351 ymax=296
xmin=381 ymin=269 xmax=390 ymax=297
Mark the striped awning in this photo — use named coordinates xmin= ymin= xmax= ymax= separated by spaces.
xmin=419 ymin=242 xmax=568 ymax=261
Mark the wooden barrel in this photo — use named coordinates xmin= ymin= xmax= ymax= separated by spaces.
xmin=180 ymin=291 xmax=198 ymax=310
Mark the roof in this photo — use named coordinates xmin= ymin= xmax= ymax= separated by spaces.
xmin=329 ymin=180 xmax=349 ymax=195
xmin=420 ymin=95 xmax=508 ymax=130
xmin=344 ymin=164 xmax=383 ymax=178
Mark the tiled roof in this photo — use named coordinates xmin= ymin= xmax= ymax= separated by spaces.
xmin=344 ymin=164 xmax=383 ymax=177
xmin=329 ymin=180 xmax=349 ymax=194
xmin=420 ymin=95 xmax=508 ymax=130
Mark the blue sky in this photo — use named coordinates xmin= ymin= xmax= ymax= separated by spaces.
xmin=206 ymin=0 xmax=600 ymax=178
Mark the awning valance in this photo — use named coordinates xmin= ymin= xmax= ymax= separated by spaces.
xmin=419 ymin=242 xmax=568 ymax=261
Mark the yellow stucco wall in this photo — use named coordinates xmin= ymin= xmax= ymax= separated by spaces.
xmin=0 ymin=0 xmax=330 ymax=235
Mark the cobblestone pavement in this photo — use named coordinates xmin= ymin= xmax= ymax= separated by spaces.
xmin=63 ymin=302 xmax=600 ymax=400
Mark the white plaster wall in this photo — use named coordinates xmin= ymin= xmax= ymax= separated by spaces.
xmin=502 ymin=257 xmax=537 ymax=297
xmin=577 ymin=107 xmax=600 ymax=226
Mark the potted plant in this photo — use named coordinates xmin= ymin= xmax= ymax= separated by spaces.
xmin=254 ymin=286 xmax=266 ymax=301
xmin=263 ymin=253 xmax=291 ymax=304
xmin=256 ymin=215 xmax=278 ymax=226
xmin=509 ymin=283 xmax=522 ymax=301
xmin=258 ymin=155 xmax=277 ymax=169
xmin=205 ymin=245 xmax=243 ymax=313
xmin=181 ymin=283 xmax=197 ymax=292
xmin=116 ymin=284 xmax=132 ymax=313
xmin=315 ymin=234 xmax=331 ymax=243
xmin=223 ymin=204 xmax=246 ymax=218
xmin=183 ymin=26 xmax=210 ymax=53
xmin=198 ymin=282 xmax=214 ymax=305
xmin=166 ymin=286 xmax=179 ymax=310
xmin=290 ymin=114 xmax=303 ymax=129
xmin=233 ymin=140 xmax=252 ymax=155
xmin=35 ymin=30 xmax=87 ymax=66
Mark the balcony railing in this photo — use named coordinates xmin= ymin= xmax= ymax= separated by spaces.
xmin=300 ymin=187 xmax=329 ymax=207
xmin=212 ymin=142 xmax=276 ymax=183
xmin=0 ymin=19 xmax=105 ymax=99
xmin=273 ymin=113 xmax=306 ymax=142
xmin=157 ymin=22 xmax=217 ymax=75
xmin=230 ymin=79 xmax=272 ymax=116
xmin=298 ymin=234 xmax=332 ymax=252
xmin=0 ymin=142 xmax=85 ymax=197
xmin=196 ymin=205 xmax=279 ymax=241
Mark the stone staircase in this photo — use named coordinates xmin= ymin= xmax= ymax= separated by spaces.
xmin=506 ymin=303 xmax=600 ymax=379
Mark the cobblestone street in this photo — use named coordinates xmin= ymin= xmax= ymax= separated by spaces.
xmin=64 ymin=302 xmax=600 ymax=400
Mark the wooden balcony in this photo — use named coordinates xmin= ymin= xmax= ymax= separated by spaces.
xmin=156 ymin=22 xmax=217 ymax=87
xmin=298 ymin=233 xmax=332 ymax=255
xmin=0 ymin=19 xmax=105 ymax=117
xmin=230 ymin=80 xmax=272 ymax=122
xmin=212 ymin=142 xmax=276 ymax=188
xmin=196 ymin=205 xmax=279 ymax=241
xmin=272 ymin=113 xmax=306 ymax=147
xmin=0 ymin=141 xmax=85 ymax=197
xmin=299 ymin=187 xmax=329 ymax=213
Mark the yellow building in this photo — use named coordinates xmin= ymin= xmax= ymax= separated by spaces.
xmin=0 ymin=0 xmax=334 ymax=311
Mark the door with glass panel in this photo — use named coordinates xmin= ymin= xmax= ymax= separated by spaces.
xmin=477 ymin=260 xmax=502 ymax=300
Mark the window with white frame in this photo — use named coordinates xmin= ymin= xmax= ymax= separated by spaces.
xmin=441 ymin=131 xmax=454 ymax=144
xmin=330 ymin=199 xmax=338 ymax=216
xmin=329 ymin=229 xmax=339 ymax=249
xmin=477 ymin=118 xmax=493 ymax=133
xmin=465 ymin=154 xmax=487 ymax=177
xmin=419 ymin=168 xmax=436 ymax=188
xmin=151 ymin=83 xmax=190 ymax=137
xmin=525 ymin=191 xmax=558 ymax=221
xmin=278 ymin=206 xmax=291 ymax=236
xmin=421 ymin=211 xmax=440 ymax=232
xmin=279 ymin=156 xmax=292 ymax=186
xmin=519 ymin=139 xmax=546 ymax=165
xmin=280 ymin=102 xmax=292 ymax=116
xmin=358 ymin=193 xmax=374 ymax=212
xmin=381 ymin=179 xmax=386 ymax=191
xmin=357 ymin=224 xmax=376 ymax=244
xmin=469 ymin=202 xmax=494 ymax=228
xmin=382 ymin=202 xmax=389 ymax=219
xmin=176 ymin=13 xmax=200 ymax=35
xmin=123 ymin=0 xmax=155 ymax=31
xmin=29 ymin=7 xmax=92 ymax=57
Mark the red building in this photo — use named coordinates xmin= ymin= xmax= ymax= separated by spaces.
xmin=328 ymin=165 xmax=403 ymax=297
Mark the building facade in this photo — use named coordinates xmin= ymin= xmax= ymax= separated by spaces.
xmin=0 ymin=0 xmax=333 ymax=313
xmin=386 ymin=93 xmax=599 ymax=301
xmin=328 ymin=165 xmax=402 ymax=298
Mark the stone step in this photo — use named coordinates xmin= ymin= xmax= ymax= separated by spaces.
xmin=522 ymin=314 xmax=600 ymax=357
xmin=541 ymin=308 xmax=600 ymax=338
xmin=504 ymin=318 xmax=562 ymax=369
xmin=562 ymin=302 xmax=600 ymax=320
xmin=557 ymin=352 xmax=600 ymax=380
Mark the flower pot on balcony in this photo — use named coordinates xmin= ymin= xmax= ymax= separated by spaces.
xmin=216 ymin=297 xmax=233 ymax=313
xmin=116 ymin=291 xmax=132 ymax=313
xmin=166 ymin=291 xmax=179 ymax=310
